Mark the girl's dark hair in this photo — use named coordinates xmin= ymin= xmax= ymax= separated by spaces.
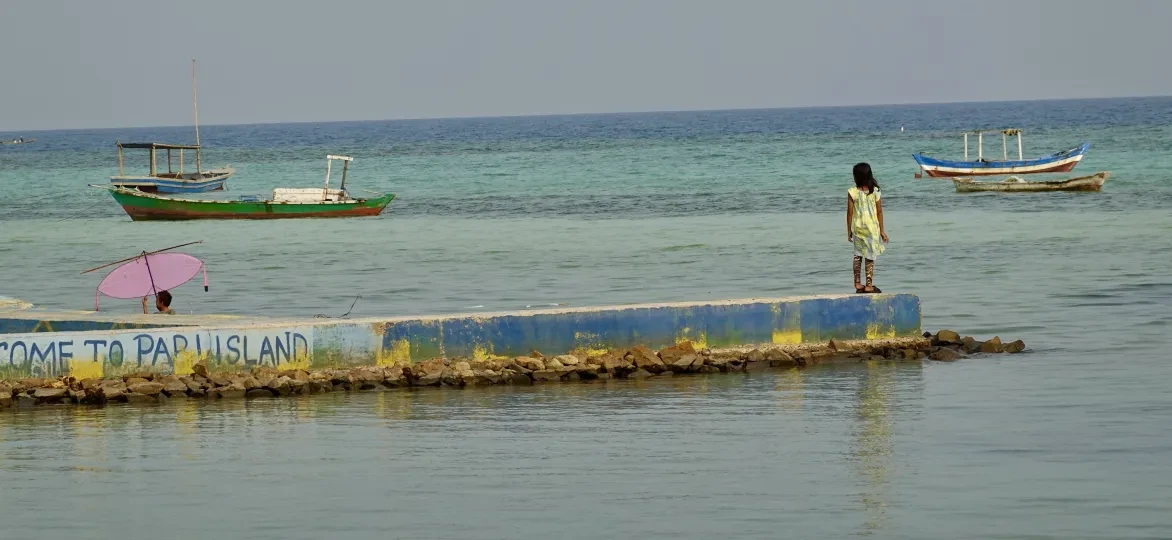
xmin=853 ymin=163 xmax=880 ymax=191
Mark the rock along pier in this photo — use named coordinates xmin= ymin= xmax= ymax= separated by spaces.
xmin=0 ymin=293 xmax=1018 ymax=409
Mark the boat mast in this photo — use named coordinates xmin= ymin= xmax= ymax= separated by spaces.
xmin=964 ymin=133 xmax=968 ymax=161
xmin=324 ymin=157 xmax=332 ymax=201
xmin=1002 ymin=131 xmax=1008 ymax=161
xmin=192 ymin=58 xmax=202 ymax=173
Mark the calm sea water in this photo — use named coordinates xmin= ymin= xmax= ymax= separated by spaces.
xmin=2 ymin=98 xmax=1172 ymax=538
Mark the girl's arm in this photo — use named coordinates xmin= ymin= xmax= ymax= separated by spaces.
xmin=846 ymin=195 xmax=854 ymax=241
xmin=877 ymin=200 xmax=889 ymax=242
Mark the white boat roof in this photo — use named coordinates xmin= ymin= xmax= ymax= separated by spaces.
xmin=962 ymin=129 xmax=1021 ymax=135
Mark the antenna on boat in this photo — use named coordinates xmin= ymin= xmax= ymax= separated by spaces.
xmin=192 ymin=57 xmax=202 ymax=173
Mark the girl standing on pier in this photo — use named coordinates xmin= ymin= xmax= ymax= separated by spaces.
xmin=847 ymin=163 xmax=888 ymax=293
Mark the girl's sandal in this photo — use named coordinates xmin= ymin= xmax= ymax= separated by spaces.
xmin=865 ymin=286 xmax=883 ymax=294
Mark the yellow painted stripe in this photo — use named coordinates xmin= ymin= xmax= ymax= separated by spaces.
xmin=380 ymin=338 xmax=409 ymax=367
xmin=865 ymin=323 xmax=896 ymax=340
xmin=68 ymin=359 xmax=103 ymax=380
xmin=572 ymin=331 xmax=611 ymax=357
xmin=772 ymin=328 xmax=802 ymax=345
xmin=173 ymin=350 xmax=201 ymax=376
xmin=676 ymin=327 xmax=708 ymax=350
xmin=472 ymin=344 xmax=509 ymax=362
xmin=866 ymin=295 xmax=896 ymax=340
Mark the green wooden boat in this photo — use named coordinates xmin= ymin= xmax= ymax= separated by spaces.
xmin=95 ymin=155 xmax=394 ymax=221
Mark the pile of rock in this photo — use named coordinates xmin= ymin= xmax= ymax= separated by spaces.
xmin=0 ymin=367 xmax=326 ymax=408
xmin=0 ymin=337 xmax=936 ymax=409
xmin=923 ymin=330 xmax=1026 ymax=361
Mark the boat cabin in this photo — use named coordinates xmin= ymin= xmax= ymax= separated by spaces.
xmin=962 ymin=129 xmax=1023 ymax=162
xmin=115 ymin=142 xmax=218 ymax=180
xmin=272 ymin=155 xmax=355 ymax=203
xmin=273 ymin=188 xmax=349 ymax=203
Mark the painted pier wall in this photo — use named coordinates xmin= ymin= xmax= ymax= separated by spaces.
xmin=0 ymin=310 xmax=243 ymax=335
xmin=0 ymin=294 xmax=920 ymax=380
xmin=0 ymin=317 xmax=176 ymax=335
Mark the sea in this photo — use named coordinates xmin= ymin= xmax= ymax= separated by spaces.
xmin=1 ymin=97 xmax=1171 ymax=539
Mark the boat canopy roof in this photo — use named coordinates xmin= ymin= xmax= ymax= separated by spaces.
xmin=117 ymin=142 xmax=201 ymax=150
xmin=962 ymin=129 xmax=1021 ymax=136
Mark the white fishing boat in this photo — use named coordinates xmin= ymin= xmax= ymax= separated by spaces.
xmin=915 ymin=129 xmax=1089 ymax=178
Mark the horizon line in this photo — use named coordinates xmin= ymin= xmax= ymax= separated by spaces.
xmin=5 ymin=94 xmax=1170 ymax=134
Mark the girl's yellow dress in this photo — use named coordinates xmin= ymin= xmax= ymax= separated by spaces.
xmin=849 ymin=187 xmax=885 ymax=260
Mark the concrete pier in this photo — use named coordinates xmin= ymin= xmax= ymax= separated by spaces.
xmin=0 ymin=294 xmax=920 ymax=379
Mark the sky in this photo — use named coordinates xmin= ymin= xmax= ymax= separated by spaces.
xmin=2 ymin=0 xmax=1171 ymax=130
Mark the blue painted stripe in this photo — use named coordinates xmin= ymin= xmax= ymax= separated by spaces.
xmin=111 ymin=175 xmax=231 ymax=193
xmin=0 ymin=317 xmax=179 ymax=334
xmin=381 ymin=294 xmax=922 ymax=359
xmin=155 ymin=181 xmax=227 ymax=193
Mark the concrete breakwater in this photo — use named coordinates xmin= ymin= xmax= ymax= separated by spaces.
xmin=0 ymin=294 xmax=921 ymax=379
xmin=0 ymin=338 xmax=918 ymax=408
xmin=0 ymin=330 xmax=1027 ymax=409
xmin=0 ymin=293 xmax=943 ymax=409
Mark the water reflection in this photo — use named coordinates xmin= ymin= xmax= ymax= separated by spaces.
xmin=853 ymin=361 xmax=899 ymax=535
xmin=0 ymin=362 xmax=947 ymax=539
xmin=774 ymin=367 xmax=804 ymax=413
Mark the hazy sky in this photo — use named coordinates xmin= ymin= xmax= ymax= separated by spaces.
xmin=2 ymin=0 xmax=1170 ymax=130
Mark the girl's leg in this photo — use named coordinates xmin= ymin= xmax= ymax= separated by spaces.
xmin=864 ymin=258 xmax=879 ymax=292
xmin=853 ymin=256 xmax=863 ymax=291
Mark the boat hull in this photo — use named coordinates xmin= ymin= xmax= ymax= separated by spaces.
xmin=951 ymin=172 xmax=1109 ymax=193
xmin=110 ymin=169 xmax=233 ymax=193
xmin=914 ymin=143 xmax=1089 ymax=177
xmin=106 ymin=189 xmax=395 ymax=221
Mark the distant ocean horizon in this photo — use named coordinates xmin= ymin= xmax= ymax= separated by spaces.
xmin=5 ymin=94 xmax=1171 ymax=133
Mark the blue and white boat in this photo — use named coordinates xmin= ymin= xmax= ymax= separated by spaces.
xmin=110 ymin=142 xmax=233 ymax=193
xmin=109 ymin=59 xmax=233 ymax=193
xmin=914 ymin=129 xmax=1089 ymax=178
